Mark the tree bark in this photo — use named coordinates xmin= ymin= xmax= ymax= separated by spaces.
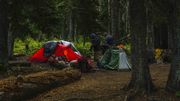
xmin=108 ymin=0 xmax=111 ymax=34
xmin=167 ymin=0 xmax=174 ymax=50
xmin=146 ymin=0 xmax=155 ymax=63
xmin=119 ymin=0 xmax=131 ymax=39
xmin=166 ymin=0 xmax=180 ymax=92
xmin=125 ymin=0 xmax=130 ymax=35
xmin=146 ymin=1 xmax=154 ymax=49
xmin=167 ymin=25 xmax=173 ymax=49
xmin=128 ymin=0 xmax=154 ymax=93
xmin=68 ymin=10 xmax=74 ymax=41
xmin=0 ymin=0 xmax=8 ymax=70
xmin=8 ymin=23 xmax=15 ymax=59
xmin=111 ymin=0 xmax=120 ymax=40
xmin=65 ymin=0 xmax=76 ymax=41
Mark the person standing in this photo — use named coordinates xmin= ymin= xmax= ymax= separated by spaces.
xmin=89 ymin=33 xmax=101 ymax=62
xmin=102 ymin=34 xmax=115 ymax=54
xmin=105 ymin=34 xmax=114 ymax=46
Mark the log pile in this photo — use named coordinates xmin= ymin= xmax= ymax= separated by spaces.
xmin=0 ymin=68 xmax=81 ymax=101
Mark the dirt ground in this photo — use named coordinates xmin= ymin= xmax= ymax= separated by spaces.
xmin=28 ymin=64 xmax=180 ymax=101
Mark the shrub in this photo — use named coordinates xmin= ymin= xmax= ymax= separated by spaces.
xmin=155 ymin=48 xmax=163 ymax=60
xmin=124 ymin=43 xmax=131 ymax=55
xmin=14 ymin=37 xmax=43 ymax=55
xmin=25 ymin=37 xmax=43 ymax=55
xmin=14 ymin=38 xmax=26 ymax=55
xmin=74 ymin=42 xmax=92 ymax=57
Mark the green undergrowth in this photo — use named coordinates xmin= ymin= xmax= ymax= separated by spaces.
xmin=14 ymin=37 xmax=92 ymax=56
xmin=14 ymin=37 xmax=132 ymax=57
xmin=14 ymin=38 xmax=43 ymax=55
xmin=176 ymin=91 xmax=180 ymax=97
xmin=74 ymin=42 xmax=92 ymax=57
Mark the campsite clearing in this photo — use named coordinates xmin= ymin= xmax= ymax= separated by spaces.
xmin=29 ymin=64 xmax=179 ymax=101
xmin=0 ymin=55 xmax=179 ymax=101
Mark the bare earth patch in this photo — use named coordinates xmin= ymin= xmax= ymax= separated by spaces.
xmin=0 ymin=61 xmax=177 ymax=101
xmin=29 ymin=70 xmax=130 ymax=101
xmin=29 ymin=64 xmax=179 ymax=101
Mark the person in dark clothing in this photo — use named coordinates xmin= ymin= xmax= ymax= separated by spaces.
xmin=90 ymin=33 xmax=101 ymax=52
xmin=89 ymin=33 xmax=101 ymax=61
xmin=105 ymin=34 xmax=114 ymax=46
xmin=102 ymin=34 xmax=114 ymax=54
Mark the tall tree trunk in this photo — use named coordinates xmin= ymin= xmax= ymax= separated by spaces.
xmin=146 ymin=22 xmax=154 ymax=49
xmin=119 ymin=0 xmax=128 ymax=36
xmin=62 ymin=17 xmax=67 ymax=39
xmin=146 ymin=0 xmax=155 ymax=63
xmin=66 ymin=0 xmax=75 ymax=41
xmin=125 ymin=0 xmax=130 ymax=35
xmin=167 ymin=0 xmax=174 ymax=50
xmin=0 ymin=0 xmax=8 ymax=70
xmin=72 ymin=18 xmax=76 ymax=42
xmin=68 ymin=10 xmax=74 ymax=41
xmin=146 ymin=1 xmax=154 ymax=49
xmin=128 ymin=0 xmax=154 ymax=93
xmin=108 ymin=0 xmax=111 ymax=34
xmin=111 ymin=0 xmax=120 ymax=40
xmin=8 ymin=23 xmax=15 ymax=59
xmin=98 ymin=0 xmax=102 ymax=11
xmin=119 ymin=0 xmax=125 ymax=36
xmin=166 ymin=0 xmax=180 ymax=92
xmin=168 ymin=25 xmax=173 ymax=49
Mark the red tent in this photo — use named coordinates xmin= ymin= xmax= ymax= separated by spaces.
xmin=29 ymin=43 xmax=82 ymax=63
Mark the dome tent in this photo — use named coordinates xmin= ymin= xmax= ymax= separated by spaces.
xmin=29 ymin=40 xmax=82 ymax=63
xmin=99 ymin=48 xmax=131 ymax=70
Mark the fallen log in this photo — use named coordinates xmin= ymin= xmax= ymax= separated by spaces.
xmin=8 ymin=61 xmax=31 ymax=67
xmin=7 ymin=62 xmax=67 ymax=75
xmin=0 ymin=68 xmax=81 ymax=101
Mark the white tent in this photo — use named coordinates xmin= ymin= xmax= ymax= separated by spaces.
xmin=118 ymin=48 xmax=131 ymax=70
